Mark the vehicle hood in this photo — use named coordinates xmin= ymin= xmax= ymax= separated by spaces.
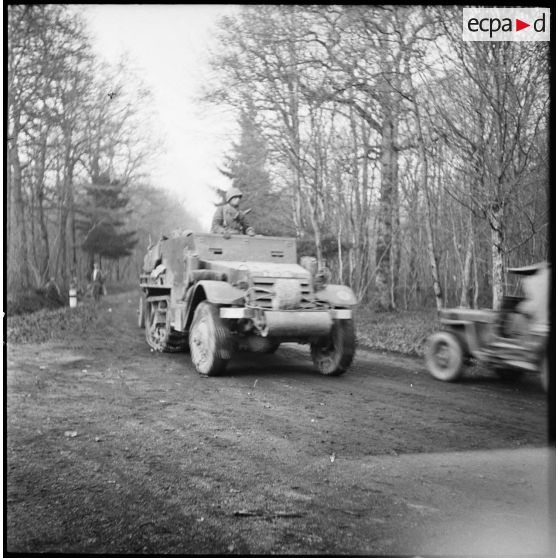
xmin=209 ymin=261 xmax=312 ymax=280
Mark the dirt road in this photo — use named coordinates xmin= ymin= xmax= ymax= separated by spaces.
xmin=6 ymin=292 xmax=554 ymax=554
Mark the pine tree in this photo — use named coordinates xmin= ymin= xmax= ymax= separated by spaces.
xmin=76 ymin=173 xmax=138 ymax=269
xmin=220 ymin=103 xmax=295 ymax=237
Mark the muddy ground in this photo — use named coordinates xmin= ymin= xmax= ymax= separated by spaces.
xmin=6 ymin=292 xmax=555 ymax=554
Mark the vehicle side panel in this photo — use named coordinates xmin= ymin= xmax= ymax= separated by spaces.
xmin=192 ymin=234 xmax=297 ymax=264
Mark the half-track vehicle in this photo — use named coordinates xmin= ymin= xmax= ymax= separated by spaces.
xmin=424 ymin=262 xmax=550 ymax=390
xmin=138 ymin=231 xmax=357 ymax=376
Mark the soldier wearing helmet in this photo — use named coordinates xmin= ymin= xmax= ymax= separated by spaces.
xmin=211 ymin=187 xmax=255 ymax=236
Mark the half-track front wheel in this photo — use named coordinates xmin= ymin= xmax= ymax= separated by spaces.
xmin=189 ymin=302 xmax=233 ymax=376
xmin=425 ymin=331 xmax=464 ymax=382
xmin=311 ymin=319 xmax=355 ymax=376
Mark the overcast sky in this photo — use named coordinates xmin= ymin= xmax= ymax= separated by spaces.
xmin=79 ymin=4 xmax=240 ymax=230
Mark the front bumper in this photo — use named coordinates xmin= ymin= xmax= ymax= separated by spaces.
xmin=220 ymin=307 xmax=351 ymax=339
xmin=220 ymin=307 xmax=352 ymax=320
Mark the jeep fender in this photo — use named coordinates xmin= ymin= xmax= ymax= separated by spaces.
xmin=314 ymin=284 xmax=357 ymax=307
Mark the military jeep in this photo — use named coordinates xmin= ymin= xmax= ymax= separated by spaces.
xmin=424 ymin=262 xmax=550 ymax=390
xmin=138 ymin=231 xmax=357 ymax=376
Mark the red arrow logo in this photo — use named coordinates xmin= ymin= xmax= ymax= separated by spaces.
xmin=516 ymin=18 xmax=530 ymax=31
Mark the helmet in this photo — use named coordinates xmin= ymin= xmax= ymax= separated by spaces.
xmin=226 ymin=187 xmax=243 ymax=203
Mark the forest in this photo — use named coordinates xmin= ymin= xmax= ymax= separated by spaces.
xmin=7 ymin=5 xmax=550 ymax=313
xmin=6 ymin=4 xmax=201 ymax=306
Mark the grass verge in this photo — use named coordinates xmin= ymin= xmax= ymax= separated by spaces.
xmin=355 ymin=307 xmax=439 ymax=357
xmin=7 ymin=291 xmax=65 ymax=317
xmin=6 ymin=303 xmax=103 ymax=345
xmin=7 ymin=292 xmax=441 ymax=358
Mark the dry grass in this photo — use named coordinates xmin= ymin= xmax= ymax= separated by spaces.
xmin=7 ymin=291 xmax=64 ymax=316
xmin=6 ymin=303 xmax=102 ymax=345
xmin=355 ymin=307 xmax=440 ymax=356
xmin=7 ymin=290 xmax=440 ymax=358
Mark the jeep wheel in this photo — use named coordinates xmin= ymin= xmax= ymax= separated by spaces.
xmin=311 ymin=319 xmax=355 ymax=376
xmin=189 ymin=302 xmax=232 ymax=376
xmin=425 ymin=331 xmax=464 ymax=382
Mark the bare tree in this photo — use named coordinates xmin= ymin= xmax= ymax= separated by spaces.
xmin=431 ymin=30 xmax=549 ymax=307
xmin=7 ymin=5 xmax=164 ymax=297
xmin=205 ymin=5 xmax=549 ymax=311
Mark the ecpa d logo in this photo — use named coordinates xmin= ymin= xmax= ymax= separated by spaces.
xmin=463 ymin=8 xmax=550 ymax=42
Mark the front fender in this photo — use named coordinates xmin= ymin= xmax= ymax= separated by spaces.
xmin=315 ymin=284 xmax=357 ymax=307
xmin=184 ymin=280 xmax=246 ymax=331
xmin=194 ymin=280 xmax=245 ymax=306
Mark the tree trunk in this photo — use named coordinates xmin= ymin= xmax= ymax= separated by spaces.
xmin=305 ymin=191 xmax=323 ymax=267
xmin=70 ymin=200 xmax=77 ymax=272
xmin=58 ymin=203 xmax=69 ymax=286
xmin=410 ymin=92 xmax=443 ymax=311
xmin=58 ymin=148 xmax=75 ymax=288
xmin=472 ymin=243 xmax=479 ymax=309
xmin=88 ymin=252 xmax=95 ymax=280
xmin=390 ymin=157 xmax=400 ymax=310
xmin=37 ymin=164 xmax=51 ymax=283
xmin=459 ymin=213 xmax=474 ymax=307
xmin=489 ymin=205 xmax=505 ymax=309
xmin=337 ymin=224 xmax=343 ymax=284
xmin=424 ymin=203 xmax=443 ymax=310
xmin=286 ymin=34 xmax=303 ymax=237
xmin=375 ymin=113 xmax=396 ymax=310
xmin=30 ymin=185 xmax=39 ymax=283
xmin=7 ymin=118 xmax=30 ymax=293
xmin=358 ymin=119 xmax=373 ymax=303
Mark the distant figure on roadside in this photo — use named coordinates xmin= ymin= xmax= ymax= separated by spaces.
xmin=45 ymin=276 xmax=64 ymax=305
xmin=92 ymin=263 xmax=104 ymax=301
xmin=211 ymin=187 xmax=255 ymax=237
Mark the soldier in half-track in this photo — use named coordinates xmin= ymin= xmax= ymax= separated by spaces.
xmin=211 ymin=187 xmax=255 ymax=237
xmin=138 ymin=217 xmax=358 ymax=377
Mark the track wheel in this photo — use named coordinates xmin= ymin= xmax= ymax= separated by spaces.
xmin=145 ymin=298 xmax=171 ymax=351
xmin=311 ymin=319 xmax=355 ymax=376
xmin=424 ymin=331 xmax=464 ymax=382
xmin=189 ymin=302 xmax=232 ymax=376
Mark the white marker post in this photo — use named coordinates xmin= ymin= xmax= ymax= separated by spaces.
xmin=69 ymin=288 xmax=77 ymax=308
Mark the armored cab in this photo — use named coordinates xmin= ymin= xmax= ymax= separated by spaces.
xmin=139 ymin=231 xmax=357 ymax=376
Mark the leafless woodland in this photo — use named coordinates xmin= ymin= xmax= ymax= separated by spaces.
xmin=7 ymin=5 xmax=550 ymax=311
